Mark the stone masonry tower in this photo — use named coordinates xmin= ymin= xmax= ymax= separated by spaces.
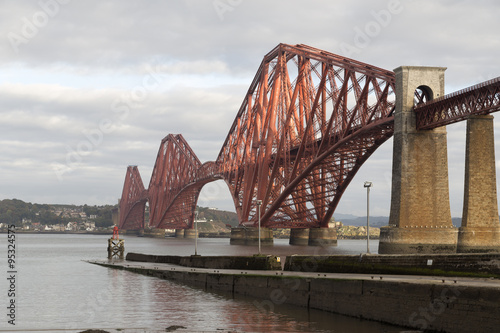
xmin=378 ymin=66 xmax=458 ymax=254
xmin=458 ymin=115 xmax=500 ymax=252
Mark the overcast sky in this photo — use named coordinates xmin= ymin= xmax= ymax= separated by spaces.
xmin=0 ymin=0 xmax=499 ymax=218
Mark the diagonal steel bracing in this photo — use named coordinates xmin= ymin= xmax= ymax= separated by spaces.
xmin=216 ymin=44 xmax=396 ymax=228
xmin=415 ymin=76 xmax=500 ymax=129
xmin=118 ymin=166 xmax=148 ymax=230
xmin=118 ymin=43 xmax=500 ymax=231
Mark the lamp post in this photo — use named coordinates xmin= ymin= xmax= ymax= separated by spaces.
xmin=363 ymin=181 xmax=373 ymax=254
xmin=194 ymin=210 xmax=199 ymax=256
xmin=256 ymin=200 xmax=262 ymax=255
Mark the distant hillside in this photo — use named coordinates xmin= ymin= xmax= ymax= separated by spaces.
xmin=0 ymin=199 xmax=58 ymax=225
xmin=194 ymin=209 xmax=461 ymax=228
xmin=197 ymin=207 xmax=239 ymax=227
xmin=0 ymin=198 xmax=116 ymax=228
xmin=196 ymin=220 xmax=231 ymax=234
xmin=336 ymin=214 xmax=463 ymax=228
xmin=335 ymin=215 xmax=389 ymax=227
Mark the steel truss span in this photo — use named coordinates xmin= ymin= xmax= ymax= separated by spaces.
xmin=415 ymin=76 xmax=500 ymax=130
xmin=218 ymin=44 xmax=396 ymax=228
xmin=118 ymin=44 xmax=397 ymax=230
xmin=118 ymin=166 xmax=148 ymax=230
xmin=118 ymin=43 xmax=499 ymax=231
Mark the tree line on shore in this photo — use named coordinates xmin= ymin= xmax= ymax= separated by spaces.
xmin=0 ymin=199 xmax=115 ymax=228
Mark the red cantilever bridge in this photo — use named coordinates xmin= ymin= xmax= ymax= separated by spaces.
xmin=118 ymin=43 xmax=500 ymax=232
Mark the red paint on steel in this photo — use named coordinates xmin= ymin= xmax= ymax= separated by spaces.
xmin=415 ymin=76 xmax=500 ymax=130
xmin=117 ymin=43 xmax=499 ymax=231
xmin=118 ymin=165 xmax=148 ymax=230
xmin=112 ymin=226 xmax=119 ymax=239
xmin=217 ymin=44 xmax=396 ymax=228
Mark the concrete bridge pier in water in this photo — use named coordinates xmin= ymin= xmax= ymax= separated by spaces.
xmin=289 ymin=228 xmax=337 ymax=246
xmin=229 ymin=227 xmax=274 ymax=245
xmin=184 ymin=229 xmax=197 ymax=238
xmin=174 ymin=229 xmax=198 ymax=239
xmin=379 ymin=66 xmax=500 ymax=254
xmin=229 ymin=227 xmax=337 ymax=246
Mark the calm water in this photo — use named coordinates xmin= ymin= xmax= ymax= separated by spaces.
xmin=0 ymin=233 xmax=408 ymax=332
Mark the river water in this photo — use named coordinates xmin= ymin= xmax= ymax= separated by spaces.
xmin=1 ymin=233 xmax=409 ymax=332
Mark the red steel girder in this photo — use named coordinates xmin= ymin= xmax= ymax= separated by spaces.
xmin=119 ymin=44 xmax=500 ymax=231
xmin=415 ymin=76 xmax=500 ymax=130
xmin=217 ymin=43 xmax=396 ymax=228
xmin=152 ymin=160 xmax=224 ymax=229
xmin=118 ymin=165 xmax=148 ymax=230
xmin=148 ymin=134 xmax=204 ymax=229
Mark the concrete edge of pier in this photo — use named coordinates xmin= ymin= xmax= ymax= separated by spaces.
xmin=126 ymin=252 xmax=282 ymax=270
xmin=125 ymin=252 xmax=500 ymax=278
xmin=87 ymin=257 xmax=500 ymax=333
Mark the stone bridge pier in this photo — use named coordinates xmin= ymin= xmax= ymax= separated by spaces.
xmin=379 ymin=66 xmax=500 ymax=254
xmin=458 ymin=115 xmax=500 ymax=252
xmin=379 ymin=66 xmax=458 ymax=254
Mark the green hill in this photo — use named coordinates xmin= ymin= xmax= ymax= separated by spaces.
xmin=196 ymin=206 xmax=239 ymax=227
xmin=0 ymin=199 xmax=116 ymax=228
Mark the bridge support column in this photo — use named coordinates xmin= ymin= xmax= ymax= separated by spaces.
xmin=122 ymin=229 xmax=144 ymax=237
xmin=184 ymin=229 xmax=196 ymax=239
xmin=289 ymin=228 xmax=310 ymax=245
xmin=379 ymin=66 xmax=458 ymax=254
xmin=175 ymin=229 xmax=185 ymax=238
xmin=143 ymin=228 xmax=165 ymax=238
xmin=308 ymin=228 xmax=337 ymax=246
xmin=458 ymin=115 xmax=500 ymax=253
xmin=229 ymin=227 xmax=273 ymax=245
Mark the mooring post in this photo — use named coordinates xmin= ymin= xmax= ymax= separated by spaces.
xmin=107 ymin=226 xmax=125 ymax=259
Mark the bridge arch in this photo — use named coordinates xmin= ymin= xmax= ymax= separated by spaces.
xmin=414 ymin=85 xmax=433 ymax=106
xmin=119 ymin=44 xmax=398 ymax=230
xmin=217 ymin=44 xmax=396 ymax=228
xmin=118 ymin=165 xmax=148 ymax=230
xmin=119 ymin=46 xmax=500 ymax=237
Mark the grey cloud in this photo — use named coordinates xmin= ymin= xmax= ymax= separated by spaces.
xmin=0 ymin=0 xmax=499 ymax=216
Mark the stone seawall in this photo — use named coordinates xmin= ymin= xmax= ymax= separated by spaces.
xmin=285 ymin=253 xmax=500 ymax=276
xmin=126 ymin=252 xmax=281 ymax=270
xmin=96 ymin=261 xmax=500 ymax=333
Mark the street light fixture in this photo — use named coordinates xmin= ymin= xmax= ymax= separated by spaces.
xmin=194 ymin=210 xmax=199 ymax=256
xmin=256 ymin=200 xmax=262 ymax=255
xmin=363 ymin=181 xmax=373 ymax=254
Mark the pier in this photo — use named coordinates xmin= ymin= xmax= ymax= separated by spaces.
xmin=90 ymin=255 xmax=500 ymax=333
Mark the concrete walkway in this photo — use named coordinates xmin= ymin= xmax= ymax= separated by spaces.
xmin=87 ymin=258 xmax=500 ymax=333
xmin=87 ymin=258 xmax=500 ymax=289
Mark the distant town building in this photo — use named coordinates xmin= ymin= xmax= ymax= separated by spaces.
xmin=329 ymin=221 xmax=343 ymax=228
xmin=84 ymin=222 xmax=96 ymax=231
xmin=66 ymin=222 xmax=77 ymax=231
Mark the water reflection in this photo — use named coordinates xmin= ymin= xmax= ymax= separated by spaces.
xmin=121 ymin=236 xmax=379 ymax=257
xmin=135 ymin=267 xmax=403 ymax=333
xmin=7 ymin=234 xmax=405 ymax=333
